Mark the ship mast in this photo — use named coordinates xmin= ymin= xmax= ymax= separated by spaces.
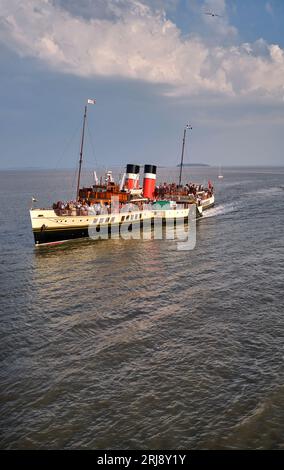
xmin=178 ymin=124 xmax=192 ymax=186
xmin=76 ymin=99 xmax=96 ymax=201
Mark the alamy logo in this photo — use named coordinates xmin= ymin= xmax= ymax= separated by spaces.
xmin=88 ymin=196 xmax=197 ymax=251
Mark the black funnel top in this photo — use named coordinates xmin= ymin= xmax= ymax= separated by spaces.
xmin=144 ymin=164 xmax=157 ymax=175
xmin=126 ymin=164 xmax=140 ymax=174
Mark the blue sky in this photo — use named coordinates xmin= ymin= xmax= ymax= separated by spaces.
xmin=0 ymin=0 xmax=284 ymax=169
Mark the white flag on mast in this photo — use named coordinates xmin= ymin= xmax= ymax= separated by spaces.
xmin=87 ymin=99 xmax=96 ymax=105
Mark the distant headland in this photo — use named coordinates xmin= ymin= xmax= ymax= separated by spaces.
xmin=176 ymin=163 xmax=210 ymax=167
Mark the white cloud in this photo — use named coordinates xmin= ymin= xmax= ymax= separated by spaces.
xmin=0 ymin=0 xmax=284 ymax=99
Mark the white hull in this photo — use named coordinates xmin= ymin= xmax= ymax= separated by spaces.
xmin=201 ymin=194 xmax=215 ymax=210
xmin=30 ymin=204 xmax=203 ymax=245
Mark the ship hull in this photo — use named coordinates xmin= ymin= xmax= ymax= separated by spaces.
xmin=33 ymin=226 xmax=90 ymax=245
xmin=201 ymin=195 xmax=215 ymax=210
xmin=33 ymin=220 xmax=144 ymax=246
xmin=30 ymin=205 xmax=202 ymax=246
xmin=30 ymin=210 xmax=147 ymax=246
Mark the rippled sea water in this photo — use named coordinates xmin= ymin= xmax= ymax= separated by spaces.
xmin=0 ymin=167 xmax=283 ymax=449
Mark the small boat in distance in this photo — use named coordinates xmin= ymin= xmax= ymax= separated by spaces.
xmin=218 ymin=165 xmax=224 ymax=179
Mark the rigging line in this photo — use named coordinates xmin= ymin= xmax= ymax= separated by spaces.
xmin=71 ymin=131 xmax=84 ymax=192
xmin=53 ymin=119 xmax=82 ymax=171
xmin=72 ymin=167 xmax=78 ymax=191
xmin=72 ymin=136 xmax=82 ymax=191
xmin=86 ymin=118 xmax=99 ymax=170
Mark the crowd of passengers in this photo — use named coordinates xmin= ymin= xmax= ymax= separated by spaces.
xmin=53 ymin=182 xmax=213 ymax=215
xmin=155 ymin=182 xmax=213 ymax=198
xmin=52 ymin=200 xmax=144 ymax=216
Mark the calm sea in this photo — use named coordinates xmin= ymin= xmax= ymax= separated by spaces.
xmin=0 ymin=166 xmax=283 ymax=449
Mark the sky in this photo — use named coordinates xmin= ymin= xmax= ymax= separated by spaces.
xmin=0 ymin=0 xmax=284 ymax=169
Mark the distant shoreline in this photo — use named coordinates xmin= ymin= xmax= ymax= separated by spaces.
xmin=176 ymin=163 xmax=210 ymax=167
xmin=1 ymin=165 xmax=284 ymax=171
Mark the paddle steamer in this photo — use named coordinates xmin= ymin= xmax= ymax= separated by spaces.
xmin=30 ymin=102 xmax=214 ymax=246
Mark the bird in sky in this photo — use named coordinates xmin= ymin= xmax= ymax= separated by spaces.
xmin=204 ymin=11 xmax=223 ymax=17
